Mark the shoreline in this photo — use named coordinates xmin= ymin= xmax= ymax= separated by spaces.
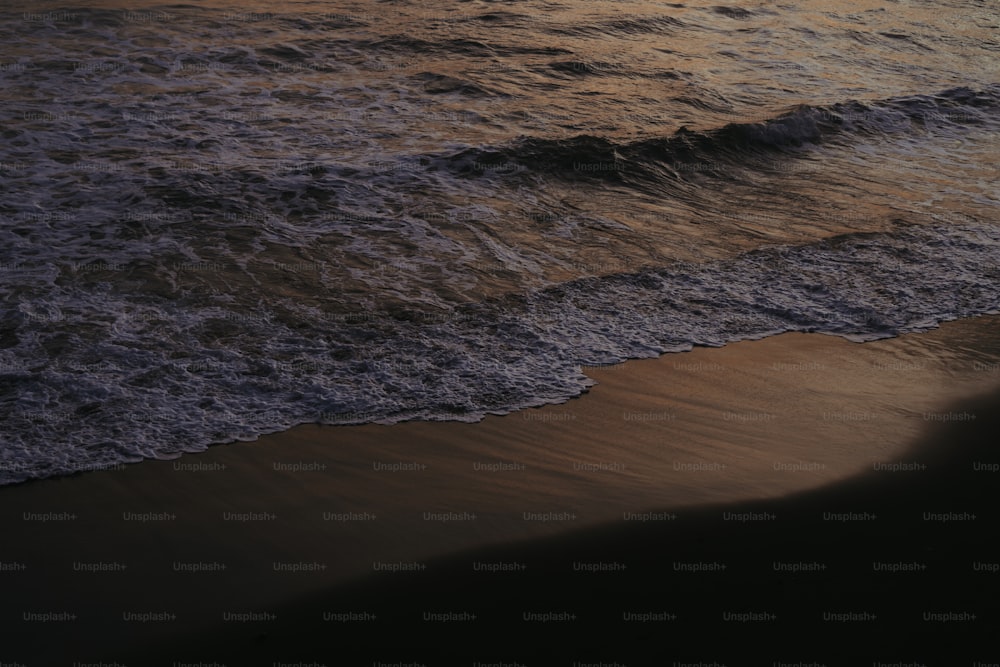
xmin=2 ymin=314 xmax=999 ymax=663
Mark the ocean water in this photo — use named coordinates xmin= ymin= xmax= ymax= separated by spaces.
xmin=1 ymin=0 xmax=998 ymax=483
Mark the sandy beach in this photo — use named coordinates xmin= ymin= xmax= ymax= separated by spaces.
xmin=4 ymin=2 xmax=1000 ymax=665
xmin=2 ymin=314 xmax=999 ymax=665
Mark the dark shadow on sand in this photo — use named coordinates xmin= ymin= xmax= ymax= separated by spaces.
xmin=103 ymin=387 xmax=1000 ymax=665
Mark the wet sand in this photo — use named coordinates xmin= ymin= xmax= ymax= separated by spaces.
xmin=1 ymin=315 xmax=999 ymax=664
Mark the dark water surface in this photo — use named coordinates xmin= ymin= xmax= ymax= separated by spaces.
xmin=1 ymin=0 xmax=998 ymax=482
